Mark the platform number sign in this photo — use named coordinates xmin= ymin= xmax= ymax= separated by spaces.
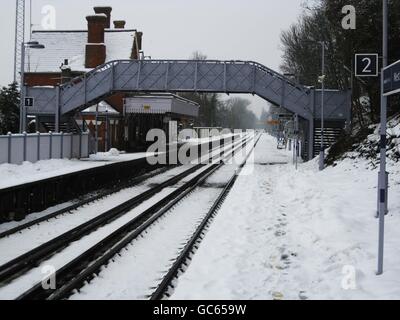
xmin=355 ymin=54 xmax=379 ymax=77
xmin=24 ymin=97 xmax=34 ymax=107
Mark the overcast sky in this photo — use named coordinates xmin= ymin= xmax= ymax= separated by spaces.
xmin=0 ymin=0 xmax=303 ymax=116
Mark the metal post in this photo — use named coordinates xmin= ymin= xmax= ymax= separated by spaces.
xmin=292 ymin=139 xmax=295 ymax=164
xmin=19 ymin=42 xmax=25 ymax=133
xmin=60 ymin=132 xmax=64 ymax=159
xmin=295 ymin=114 xmax=299 ymax=170
xmin=14 ymin=0 xmax=19 ymax=82
xmin=319 ymin=42 xmax=326 ymax=171
xmin=308 ymin=89 xmax=315 ymax=161
xmin=84 ymin=74 xmax=87 ymax=105
xmin=105 ymin=110 xmax=109 ymax=152
xmin=87 ymin=132 xmax=90 ymax=157
xmin=95 ymin=103 xmax=99 ymax=153
xmin=79 ymin=132 xmax=82 ymax=159
xmin=29 ymin=0 xmax=32 ymax=39
xmin=23 ymin=131 xmax=27 ymax=162
xmin=8 ymin=132 xmax=12 ymax=164
xmin=14 ymin=0 xmax=25 ymax=83
xmin=70 ymin=133 xmax=73 ymax=159
xmin=49 ymin=131 xmax=53 ymax=159
xmin=377 ymin=0 xmax=388 ymax=276
xmin=37 ymin=131 xmax=40 ymax=161
xmin=55 ymin=86 xmax=60 ymax=133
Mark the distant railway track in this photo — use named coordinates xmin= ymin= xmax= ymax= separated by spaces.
xmin=0 ymin=134 xmax=252 ymax=299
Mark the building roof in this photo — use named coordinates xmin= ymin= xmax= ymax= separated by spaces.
xmin=26 ymin=29 xmax=135 ymax=73
xmin=129 ymin=94 xmax=201 ymax=107
xmin=124 ymin=95 xmax=199 ymax=118
xmin=83 ymin=101 xmax=120 ymax=115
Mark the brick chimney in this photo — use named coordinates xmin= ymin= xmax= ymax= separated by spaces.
xmin=113 ymin=20 xmax=126 ymax=29
xmin=136 ymin=32 xmax=143 ymax=51
xmin=94 ymin=6 xmax=112 ymax=29
xmin=131 ymin=31 xmax=143 ymax=60
xmin=85 ymin=14 xmax=107 ymax=68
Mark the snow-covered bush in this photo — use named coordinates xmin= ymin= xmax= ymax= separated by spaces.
xmin=327 ymin=114 xmax=400 ymax=168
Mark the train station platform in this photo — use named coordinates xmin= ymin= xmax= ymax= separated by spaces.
xmin=0 ymin=134 xmax=236 ymax=190
xmin=0 ymin=133 xmax=239 ymax=222
xmin=171 ymin=133 xmax=400 ymax=300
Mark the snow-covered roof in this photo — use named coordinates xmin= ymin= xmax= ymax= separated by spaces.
xmin=82 ymin=101 xmax=120 ymax=114
xmin=26 ymin=29 xmax=135 ymax=73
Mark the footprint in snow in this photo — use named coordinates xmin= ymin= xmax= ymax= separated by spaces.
xmin=275 ymin=230 xmax=286 ymax=237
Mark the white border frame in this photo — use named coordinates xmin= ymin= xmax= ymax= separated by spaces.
xmin=355 ymin=53 xmax=379 ymax=77
xmin=383 ymin=59 xmax=400 ymax=96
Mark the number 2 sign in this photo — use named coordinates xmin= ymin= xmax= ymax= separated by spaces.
xmin=355 ymin=54 xmax=379 ymax=77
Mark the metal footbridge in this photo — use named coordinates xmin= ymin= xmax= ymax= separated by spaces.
xmin=26 ymin=59 xmax=351 ymax=159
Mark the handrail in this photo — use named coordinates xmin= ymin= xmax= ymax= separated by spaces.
xmin=60 ymin=59 xmax=309 ymax=93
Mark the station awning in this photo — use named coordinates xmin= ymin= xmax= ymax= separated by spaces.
xmin=124 ymin=94 xmax=199 ymax=118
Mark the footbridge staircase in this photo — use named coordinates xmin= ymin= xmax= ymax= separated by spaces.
xmin=26 ymin=59 xmax=351 ymax=160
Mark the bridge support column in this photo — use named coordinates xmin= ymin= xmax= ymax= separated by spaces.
xmin=307 ymin=89 xmax=316 ymax=161
xmin=55 ymin=86 xmax=60 ymax=133
xmin=308 ymin=117 xmax=314 ymax=161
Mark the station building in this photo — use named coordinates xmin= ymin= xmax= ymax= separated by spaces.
xmin=24 ymin=6 xmax=199 ymax=152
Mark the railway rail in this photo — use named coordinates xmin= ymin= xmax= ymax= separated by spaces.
xmin=150 ymin=134 xmax=261 ymax=300
xmin=0 ymin=134 xmax=253 ymax=299
xmin=0 ymin=135 xmax=239 ymax=222
xmin=0 ymin=135 xmax=238 ymax=239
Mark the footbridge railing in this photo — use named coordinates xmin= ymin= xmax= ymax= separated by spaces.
xmin=25 ymin=59 xmax=351 ymax=159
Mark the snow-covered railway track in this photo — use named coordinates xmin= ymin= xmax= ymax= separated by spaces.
xmin=0 ymin=166 xmax=172 ymax=240
xmin=0 ymin=134 xmax=252 ymax=300
xmin=64 ymin=134 xmax=260 ymax=300
xmin=0 ymin=137 xmax=245 ymax=269
xmin=63 ymin=135 xmax=258 ymax=300
xmin=151 ymin=135 xmax=261 ymax=300
xmin=0 ymin=137 xmax=238 ymax=240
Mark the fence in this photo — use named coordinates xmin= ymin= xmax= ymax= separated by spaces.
xmin=0 ymin=132 xmax=91 ymax=165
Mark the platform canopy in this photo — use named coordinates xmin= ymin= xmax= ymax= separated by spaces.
xmin=123 ymin=94 xmax=199 ymax=118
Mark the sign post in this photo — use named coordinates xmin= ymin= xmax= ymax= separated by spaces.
xmin=377 ymin=58 xmax=400 ymax=275
xmin=377 ymin=0 xmax=388 ymax=276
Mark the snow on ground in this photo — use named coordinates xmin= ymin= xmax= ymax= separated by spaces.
xmin=172 ymin=133 xmax=400 ymax=300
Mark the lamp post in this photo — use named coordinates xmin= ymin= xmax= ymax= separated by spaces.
xmin=19 ymin=41 xmax=45 ymax=133
xmin=294 ymin=113 xmax=299 ymax=170
xmin=318 ymin=41 xmax=327 ymax=171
